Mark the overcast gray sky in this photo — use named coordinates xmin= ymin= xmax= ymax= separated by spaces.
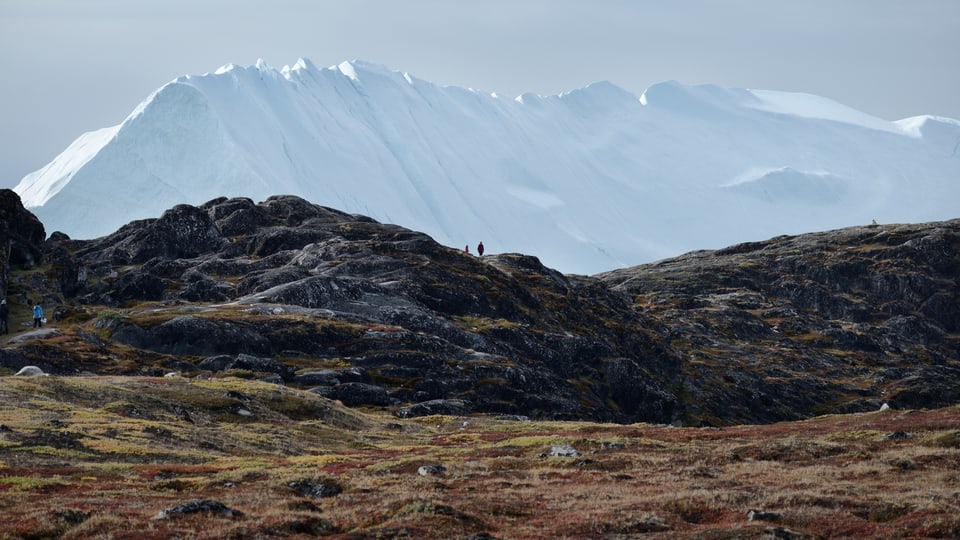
xmin=1 ymin=0 xmax=958 ymax=188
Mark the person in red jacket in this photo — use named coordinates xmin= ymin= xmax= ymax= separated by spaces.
xmin=477 ymin=242 xmax=484 ymax=257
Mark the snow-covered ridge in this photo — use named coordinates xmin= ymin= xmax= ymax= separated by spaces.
xmin=14 ymin=59 xmax=960 ymax=275
xmin=747 ymin=89 xmax=907 ymax=134
xmin=14 ymin=125 xmax=120 ymax=207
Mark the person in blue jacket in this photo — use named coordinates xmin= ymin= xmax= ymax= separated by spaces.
xmin=32 ymin=301 xmax=44 ymax=328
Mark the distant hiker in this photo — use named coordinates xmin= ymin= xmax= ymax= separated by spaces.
xmin=32 ymin=302 xmax=44 ymax=328
xmin=477 ymin=242 xmax=485 ymax=257
xmin=464 ymin=245 xmax=470 ymax=254
xmin=0 ymin=299 xmax=8 ymax=334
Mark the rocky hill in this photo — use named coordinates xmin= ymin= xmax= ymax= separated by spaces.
xmin=1 ymin=189 xmax=957 ymax=425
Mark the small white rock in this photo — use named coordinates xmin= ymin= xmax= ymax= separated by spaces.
xmin=549 ymin=444 xmax=580 ymax=457
xmin=14 ymin=366 xmax=47 ymax=377
xmin=417 ymin=464 xmax=446 ymax=476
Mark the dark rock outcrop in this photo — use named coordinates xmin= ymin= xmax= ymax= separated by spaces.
xmin=600 ymin=220 xmax=960 ymax=424
xmin=328 ymin=382 xmax=391 ymax=407
xmin=0 ymin=348 xmax=53 ymax=374
xmin=8 ymin=194 xmax=959 ymax=425
xmin=396 ymin=399 xmax=471 ymax=419
xmin=151 ymin=499 xmax=243 ymax=520
xmin=288 ymin=478 xmax=342 ymax=498
xmin=0 ymin=190 xmax=46 ymax=298
xmin=111 ymin=316 xmax=272 ymax=357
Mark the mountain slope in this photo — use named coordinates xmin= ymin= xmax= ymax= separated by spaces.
xmin=3 ymin=193 xmax=958 ymax=425
xmin=14 ymin=59 xmax=960 ymax=274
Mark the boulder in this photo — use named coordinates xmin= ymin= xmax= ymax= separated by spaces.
xmin=329 ymin=382 xmax=390 ymax=407
xmin=151 ymin=499 xmax=243 ymax=520
xmin=231 ymin=354 xmax=295 ymax=380
xmin=196 ymin=354 xmax=293 ymax=379
xmin=548 ymin=445 xmax=580 ymax=457
xmin=746 ymin=509 xmax=783 ymax=522
xmin=197 ymin=355 xmax=235 ymax=372
xmin=417 ymin=464 xmax=446 ymax=476
xmin=293 ymin=369 xmax=366 ymax=386
xmin=395 ymin=399 xmax=471 ymax=418
xmin=288 ymin=478 xmax=342 ymax=498
xmin=14 ymin=365 xmax=47 ymax=376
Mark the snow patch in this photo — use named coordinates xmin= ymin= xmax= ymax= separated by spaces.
xmin=895 ymin=115 xmax=960 ymax=155
xmin=337 ymin=61 xmax=359 ymax=81
xmin=639 ymin=81 xmax=758 ymax=112
xmin=506 ymin=185 xmax=565 ymax=209
xmin=748 ymin=89 xmax=902 ymax=134
xmin=14 ymin=125 xmax=120 ymax=207
xmin=722 ymin=167 xmax=851 ymax=205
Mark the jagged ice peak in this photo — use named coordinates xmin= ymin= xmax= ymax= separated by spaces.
xmin=13 ymin=58 xmax=960 ymax=275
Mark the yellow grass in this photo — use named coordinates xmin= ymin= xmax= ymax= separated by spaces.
xmin=0 ymin=377 xmax=958 ymax=539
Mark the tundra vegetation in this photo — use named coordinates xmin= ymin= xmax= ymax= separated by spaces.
xmin=0 ymin=376 xmax=958 ymax=539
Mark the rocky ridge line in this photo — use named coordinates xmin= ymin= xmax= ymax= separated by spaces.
xmin=1 ymin=190 xmax=957 ymax=425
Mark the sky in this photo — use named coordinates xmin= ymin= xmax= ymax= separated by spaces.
xmin=1 ymin=0 xmax=958 ymax=189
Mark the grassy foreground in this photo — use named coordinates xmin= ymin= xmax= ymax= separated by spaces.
xmin=0 ymin=376 xmax=958 ymax=539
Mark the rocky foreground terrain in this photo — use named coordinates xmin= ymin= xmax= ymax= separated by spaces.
xmin=1 ymin=375 xmax=958 ymax=539
xmin=1 ymin=189 xmax=958 ymax=426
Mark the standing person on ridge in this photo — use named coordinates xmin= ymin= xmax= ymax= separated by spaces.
xmin=0 ymin=299 xmax=8 ymax=334
xmin=477 ymin=242 xmax=484 ymax=257
xmin=464 ymin=245 xmax=470 ymax=254
xmin=32 ymin=301 xmax=44 ymax=328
